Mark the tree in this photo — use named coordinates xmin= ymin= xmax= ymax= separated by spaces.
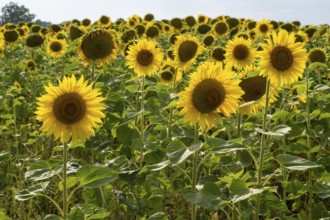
xmin=0 ymin=2 xmax=35 ymax=25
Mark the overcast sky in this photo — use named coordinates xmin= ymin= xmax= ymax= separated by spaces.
xmin=0 ymin=0 xmax=329 ymax=26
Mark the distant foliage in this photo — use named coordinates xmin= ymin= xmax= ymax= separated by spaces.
xmin=0 ymin=2 xmax=35 ymax=25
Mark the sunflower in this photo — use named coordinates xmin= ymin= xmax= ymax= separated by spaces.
xmin=177 ymin=62 xmax=244 ymax=131
xmin=77 ymin=29 xmax=118 ymax=67
xmin=173 ymin=35 xmax=204 ymax=72
xmin=185 ymin=16 xmax=197 ymax=28
xmin=98 ymin=15 xmax=111 ymax=27
xmin=26 ymin=59 xmax=37 ymax=73
xmin=211 ymin=47 xmax=226 ymax=62
xmin=308 ymin=48 xmax=328 ymax=64
xmin=35 ymin=75 xmax=106 ymax=143
xmin=255 ymin=19 xmax=273 ymax=37
xmin=26 ymin=34 xmax=44 ymax=48
xmin=125 ymin=38 xmax=163 ymax=77
xmin=294 ymin=30 xmax=309 ymax=43
xmin=258 ymin=30 xmax=308 ymax=86
xmin=202 ymin=34 xmax=215 ymax=47
xmin=213 ymin=21 xmax=229 ymax=37
xmin=3 ymin=29 xmax=19 ymax=45
xmin=225 ymin=36 xmax=257 ymax=69
xmin=238 ymin=66 xmax=278 ymax=114
xmin=46 ymin=38 xmax=67 ymax=58
xmin=159 ymin=59 xmax=182 ymax=84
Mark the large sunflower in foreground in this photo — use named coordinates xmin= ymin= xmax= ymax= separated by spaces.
xmin=258 ymin=29 xmax=308 ymax=86
xmin=238 ymin=66 xmax=278 ymax=114
xmin=225 ymin=36 xmax=257 ymax=70
xmin=126 ymin=38 xmax=163 ymax=77
xmin=173 ymin=35 xmax=204 ymax=72
xmin=177 ymin=62 xmax=244 ymax=131
xmin=77 ymin=29 xmax=118 ymax=67
xmin=35 ymin=75 xmax=106 ymax=143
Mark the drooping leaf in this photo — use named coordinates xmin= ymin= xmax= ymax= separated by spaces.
xmin=147 ymin=160 xmax=170 ymax=171
xmin=205 ymin=138 xmax=246 ymax=154
xmin=77 ymin=165 xmax=117 ymax=188
xmin=43 ymin=214 xmax=62 ymax=220
xmin=167 ymin=140 xmax=203 ymax=166
xmin=15 ymin=182 xmax=49 ymax=201
xmin=276 ymin=154 xmax=321 ymax=171
xmin=147 ymin=212 xmax=168 ymax=220
xmin=183 ymin=182 xmax=221 ymax=210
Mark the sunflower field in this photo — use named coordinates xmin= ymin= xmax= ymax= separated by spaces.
xmin=0 ymin=14 xmax=329 ymax=220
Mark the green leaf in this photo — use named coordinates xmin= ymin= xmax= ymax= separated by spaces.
xmin=167 ymin=140 xmax=203 ymax=166
xmin=147 ymin=160 xmax=170 ymax=171
xmin=271 ymin=110 xmax=289 ymax=121
xmin=43 ymin=214 xmax=62 ymax=220
xmin=205 ymin=138 xmax=246 ymax=154
xmin=77 ymin=165 xmax=117 ymax=188
xmin=276 ymin=154 xmax=321 ymax=171
xmin=15 ymin=182 xmax=49 ymax=201
xmin=116 ymin=122 xmax=134 ymax=146
xmin=183 ymin=182 xmax=221 ymax=210
xmin=147 ymin=212 xmax=168 ymax=220
xmin=69 ymin=207 xmax=84 ymax=220
xmin=25 ymin=160 xmax=62 ymax=181
xmin=256 ymin=124 xmax=291 ymax=136
xmin=70 ymin=204 xmax=110 ymax=220
xmin=229 ymin=179 xmax=265 ymax=203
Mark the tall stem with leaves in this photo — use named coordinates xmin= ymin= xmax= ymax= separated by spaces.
xmin=254 ymin=79 xmax=271 ymax=220
xmin=167 ymin=69 xmax=178 ymax=138
xmin=191 ymin=124 xmax=199 ymax=220
xmin=63 ymin=142 xmax=69 ymax=219
xmin=305 ymin=69 xmax=313 ymax=218
xmin=139 ymin=76 xmax=145 ymax=168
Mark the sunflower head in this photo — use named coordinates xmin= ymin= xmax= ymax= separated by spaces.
xmin=211 ymin=47 xmax=226 ymax=62
xmin=226 ymin=18 xmax=240 ymax=29
xmin=69 ymin=25 xmax=85 ymax=41
xmin=247 ymin=21 xmax=257 ymax=30
xmin=50 ymin=24 xmax=62 ymax=33
xmin=173 ymin=35 xmax=204 ymax=72
xmin=144 ymin=13 xmax=155 ymax=22
xmin=197 ymin=14 xmax=209 ymax=24
xmin=203 ymin=34 xmax=215 ymax=47
xmin=98 ymin=15 xmax=111 ymax=27
xmin=145 ymin=25 xmax=159 ymax=38
xmin=125 ymin=38 xmax=163 ymax=77
xmin=47 ymin=38 xmax=67 ymax=58
xmin=135 ymin=24 xmax=146 ymax=35
xmin=31 ymin=25 xmax=41 ymax=33
xmin=82 ymin=18 xmax=91 ymax=27
xmin=170 ymin=18 xmax=183 ymax=30
xmin=197 ymin=24 xmax=212 ymax=34
xmin=121 ymin=29 xmax=137 ymax=44
xmin=26 ymin=59 xmax=37 ymax=73
xmin=159 ymin=59 xmax=182 ymax=84
xmin=77 ymin=29 xmax=118 ymax=66
xmin=294 ymin=30 xmax=309 ymax=43
xmin=225 ymin=36 xmax=257 ymax=69
xmin=4 ymin=29 xmax=19 ymax=45
xmin=35 ymin=75 xmax=106 ymax=143
xmin=304 ymin=27 xmax=318 ymax=39
xmin=177 ymin=62 xmax=244 ymax=131
xmin=255 ymin=19 xmax=274 ymax=37
xmin=259 ymin=29 xmax=308 ymax=86
xmin=185 ymin=16 xmax=196 ymax=27
xmin=26 ymin=34 xmax=44 ymax=48
xmin=213 ymin=21 xmax=228 ymax=36
xmin=308 ymin=48 xmax=328 ymax=64
xmin=281 ymin=23 xmax=295 ymax=32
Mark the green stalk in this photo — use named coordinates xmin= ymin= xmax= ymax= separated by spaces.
xmin=38 ymin=194 xmax=64 ymax=217
xmin=191 ymin=124 xmax=199 ymax=220
xmin=140 ymin=76 xmax=145 ymax=168
xmin=167 ymin=68 xmax=178 ymax=138
xmin=237 ymin=112 xmax=242 ymax=137
xmin=254 ymin=79 xmax=271 ymax=220
xmin=63 ymin=142 xmax=68 ymax=219
xmin=305 ymin=70 xmax=313 ymax=219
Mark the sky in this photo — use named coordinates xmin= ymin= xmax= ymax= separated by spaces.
xmin=0 ymin=0 xmax=329 ymax=26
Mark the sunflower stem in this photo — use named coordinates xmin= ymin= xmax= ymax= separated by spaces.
xmin=63 ymin=142 xmax=69 ymax=220
xmin=305 ymin=69 xmax=313 ymax=219
xmin=191 ymin=124 xmax=199 ymax=220
xmin=254 ymin=79 xmax=271 ymax=220
xmin=236 ymin=112 xmax=242 ymax=137
xmin=91 ymin=60 xmax=95 ymax=82
xmin=139 ymin=76 xmax=145 ymax=169
xmin=167 ymin=68 xmax=178 ymax=139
